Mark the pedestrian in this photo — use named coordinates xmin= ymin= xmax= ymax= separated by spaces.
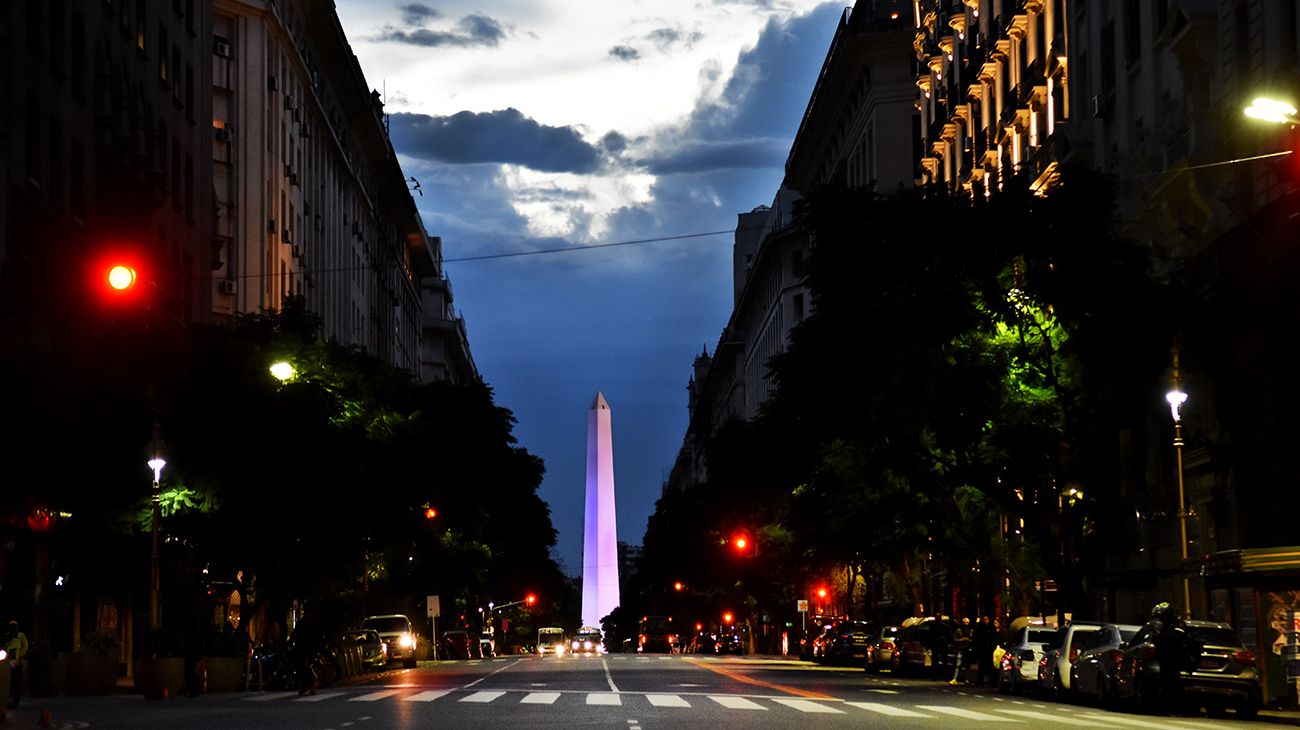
xmin=949 ymin=618 xmax=972 ymax=685
xmin=289 ymin=615 xmax=324 ymax=696
xmin=974 ymin=617 xmax=997 ymax=687
xmin=1146 ymin=602 xmax=1191 ymax=709
xmin=4 ymin=620 xmax=30 ymax=709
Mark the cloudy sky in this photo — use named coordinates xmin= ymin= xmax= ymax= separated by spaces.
xmin=333 ymin=0 xmax=844 ymax=575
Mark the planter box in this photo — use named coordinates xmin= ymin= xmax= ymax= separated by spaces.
xmin=63 ymin=653 xmax=118 ymax=696
xmin=202 ymin=656 xmax=243 ymax=693
xmin=136 ymin=657 xmax=186 ymax=701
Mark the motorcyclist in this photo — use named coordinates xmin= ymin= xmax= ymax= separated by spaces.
xmin=4 ymin=620 xmax=29 ymax=708
xmin=1146 ymin=601 xmax=1191 ymax=708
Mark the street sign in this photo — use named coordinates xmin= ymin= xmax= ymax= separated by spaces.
xmin=797 ymin=599 xmax=809 ymax=613
xmin=427 ymin=595 xmax=441 ymax=618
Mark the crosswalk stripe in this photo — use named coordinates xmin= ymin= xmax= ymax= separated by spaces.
xmin=292 ymin=691 xmax=343 ymax=702
xmin=845 ymin=702 xmax=931 ymax=717
xmin=1078 ymin=714 xmax=1218 ymax=730
xmin=917 ymin=705 xmax=1018 ymax=721
xmin=772 ymin=698 xmax=843 ymax=714
xmin=646 ymin=694 xmax=691 ymax=708
xmin=997 ymin=709 xmax=1119 ymax=727
xmin=520 ymin=692 xmax=561 ymax=704
xmin=709 ymin=696 xmax=768 ymax=710
xmin=586 ymin=693 xmax=622 ymax=705
xmin=461 ymin=691 xmax=506 ymax=703
xmin=402 ymin=690 xmax=450 ymax=702
xmin=243 ymin=692 xmax=296 ymax=702
xmin=349 ymin=690 xmax=401 ymax=702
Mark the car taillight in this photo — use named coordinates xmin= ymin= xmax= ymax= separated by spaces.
xmin=1232 ymin=650 xmax=1256 ymax=666
xmin=883 ymin=640 xmax=894 ymax=650
xmin=1039 ymin=656 xmax=1049 ymax=667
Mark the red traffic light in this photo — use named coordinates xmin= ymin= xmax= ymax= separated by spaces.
xmin=107 ymin=265 xmax=137 ymax=291
xmin=673 ymin=581 xmax=684 ymax=592
xmin=424 ymin=507 xmax=438 ymax=520
xmin=722 ymin=612 xmax=734 ymax=624
xmin=525 ymin=593 xmax=537 ymax=606
xmin=816 ymin=587 xmax=828 ymax=599
xmin=732 ymin=535 xmax=748 ymax=550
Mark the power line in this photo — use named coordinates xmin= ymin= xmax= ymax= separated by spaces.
xmin=443 ymin=229 xmax=742 ymax=262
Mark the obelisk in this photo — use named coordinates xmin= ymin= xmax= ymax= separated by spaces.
xmin=581 ymin=392 xmax=620 ymax=629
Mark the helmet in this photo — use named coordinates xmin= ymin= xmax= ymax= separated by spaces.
xmin=1150 ymin=602 xmax=1173 ymax=619
xmin=961 ymin=617 xmax=970 ymax=625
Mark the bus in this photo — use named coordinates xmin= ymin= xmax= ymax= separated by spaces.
xmin=538 ymin=627 xmax=567 ymax=656
xmin=638 ymin=615 xmax=676 ymax=653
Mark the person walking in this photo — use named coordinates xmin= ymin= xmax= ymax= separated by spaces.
xmin=5 ymin=620 xmax=30 ymax=709
xmin=948 ymin=618 xmax=973 ymax=685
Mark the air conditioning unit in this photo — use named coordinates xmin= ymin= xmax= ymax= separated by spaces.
xmin=267 ymin=218 xmax=277 ymax=234
xmin=1090 ymin=94 xmax=1107 ymax=118
xmin=218 ymin=279 xmax=237 ymax=295
xmin=214 ymin=127 xmax=231 ymax=143
xmin=214 ymin=38 xmax=232 ymax=58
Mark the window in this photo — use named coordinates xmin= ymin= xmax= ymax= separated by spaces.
xmin=1235 ymin=2 xmax=1251 ymax=85
xmin=184 ymin=153 xmax=194 ymax=217
xmin=50 ymin=0 xmax=66 ymax=76
xmin=70 ymin=141 xmax=85 ymax=219
xmin=25 ymin=92 xmax=41 ymax=185
xmin=1100 ymin=22 xmax=1116 ymax=94
xmin=172 ymin=45 xmax=181 ymax=99
xmin=1123 ymin=0 xmax=1141 ymax=65
xmin=71 ymin=11 xmax=86 ymax=97
xmin=159 ymin=26 xmax=169 ymax=81
xmin=792 ymin=293 xmax=805 ymax=321
xmin=1284 ymin=0 xmax=1298 ymax=62
xmin=48 ymin=120 xmax=63 ymax=208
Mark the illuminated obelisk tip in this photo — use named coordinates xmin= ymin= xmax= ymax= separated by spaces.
xmin=581 ymin=391 xmax=620 ymax=629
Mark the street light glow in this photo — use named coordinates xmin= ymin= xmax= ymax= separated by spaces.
xmin=269 ymin=361 xmax=296 ymax=382
xmin=147 ymin=456 xmax=166 ymax=483
xmin=1166 ymin=388 xmax=1187 ymax=423
xmin=1244 ymin=97 xmax=1299 ymax=124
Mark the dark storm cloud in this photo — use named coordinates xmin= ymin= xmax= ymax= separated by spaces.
xmin=390 ymin=109 xmax=603 ymax=173
xmin=398 ymin=3 xmax=440 ymax=26
xmin=599 ymin=131 xmax=629 ymax=155
xmin=642 ymin=138 xmax=787 ymax=174
xmin=376 ymin=13 xmax=506 ymax=47
xmin=608 ymin=45 xmax=640 ymax=61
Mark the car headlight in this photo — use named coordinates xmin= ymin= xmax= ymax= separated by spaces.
xmin=0 ymin=649 xmax=7 ymax=661
xmin=584 ymin=641 xmax=592 ymax=650
xmin=399 ymin=633 xmax=416 ymax=649
xmin=556 ymin=645 xmax=565 ymax=656
xmin=572 ymin=640 xmax=580 ymax=649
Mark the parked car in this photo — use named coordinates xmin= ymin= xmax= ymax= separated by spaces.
xmin=1111 ymin=620 xmax=1261 ymax=717
xmin=823 ymin=621 xmax=875 ymax=665
xmin=570 ymin=626 xmax=603 ymax=655
xmin=895 ymin=618 xmax=959 ymax=677
xmin=864 ymin=626 xmax=901 ymax=672
xmin=1070 ymin=623 xmax=1142 ymax=705
xmin=441 ymin=630 xmax=473 ymax=660
xmin=361 ymin=614 xmax=419 ymax=668
xmin=1038 ymin=621 xmax=1102 ymax=698
xmin=998 ymin=623 xmax=1056 ymax=693
xmin=717 ymin=631 xmax=744 ymax=655
xmin=341 ymin=628 xmax=387 ymax=671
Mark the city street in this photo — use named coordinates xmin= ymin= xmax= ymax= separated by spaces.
xmin=3 ymin=654 xmax=1265 ymax=729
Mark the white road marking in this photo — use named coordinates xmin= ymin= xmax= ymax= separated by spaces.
xmin=917 ymin=705 xmax=1019 ymax=721
xmin=464 ymin=658 xmax=524 ymax=688
xmin=602 ymin=658 xmax=620 ymax=692
xmin=997 ymin=709 xmax=1119 ymax=726
xmin=587 ymin=693 xmax=622 ymax=706
xmin=772 ymin=698 xmax=843 ymax=714
xmin=292 ymin=691 xmax=343 ymax=702
xmin=243 ymin=692 xmax=297 ymax=701
xmin=845 ymin=702 xmax=931 ymax=717
xmin=348 ymin=690 xmax=401 ymax=702
xmin=709 ymin=696 xmax=768 ymax=710
xmin=461 ymin=691 xmax=506 ymax=703
xmin=865 ymin=688 xmax=900 ymax=694
xmin=1078 ymin=714 xmax=1222 ymax=729
xmin=646 ymin=694 xmax=691 ymax=708
xmin=520 ymin=692 xmax=561 ymax=704
xmin=401 ymin=690 xmax=450 ymax=702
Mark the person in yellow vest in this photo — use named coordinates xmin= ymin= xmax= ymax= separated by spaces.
xmin=4 ymin=620 xmax=29 ymax=709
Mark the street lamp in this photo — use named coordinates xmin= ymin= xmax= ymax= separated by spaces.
xmin=1166 ymin=370 xmax=1191 ymax=619
xmin=1244 ymin=96 xmax=1299 ymax=125
xmin=146 ymin=426 xmax=167 ymax=630
xmin=269 ymin=360 xmax=296 ymax=383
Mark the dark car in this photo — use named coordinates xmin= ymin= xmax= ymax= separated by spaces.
xmin=1112 ymin=620 xmax=1261 ymax=717
xmin=823 ymin=621 xmax=875 ymax=665
xmin=717 ymin=631 xmax=744 ymax=655
xmin=864 ymin=626 xmax=901 ymax=672
xmin=1068 ymin=623 xmax=1142 ymax=705
xmin=441 ymin=630 xmax=473 ymax=660
xmin=895 ymin=619 xmax=959 ymax=677
xmin=341 ymin=628 xmax=387 ymax=671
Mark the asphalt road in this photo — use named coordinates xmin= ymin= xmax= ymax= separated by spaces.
xmin=3 ymin=654 xmax=1265 ymax=729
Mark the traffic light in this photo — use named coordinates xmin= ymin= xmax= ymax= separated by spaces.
xmin=89 ymin=251 xmax=152 ymax=308
xmin=424 ymin=507 xmax=438 ymax=520
xmin=722 ymin=612 xmax=734 ymax=624
xmin=525 ymin=593 xmax=537 ymax=607
xmin=107 ymin=265 xmax=137 ymax=291
xmin=816 ymin=587 xmax=828 ymax=599
xmin=673 ymin=581 xmax=684 ymax=592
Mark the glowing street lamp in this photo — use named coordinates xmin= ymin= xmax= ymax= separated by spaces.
xmin=146 ymin=426 xmax=167 ymax=629
xmin=269 ymin=360 xmax=296 ymax=383
xmin=1166 ymin=354 xmax=1191 ymax=619
xmin=1244 ymin=96 xmax=1299 ymax=125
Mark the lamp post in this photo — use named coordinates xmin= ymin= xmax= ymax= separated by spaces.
xmin=1165 ymin=364 xmax=1191 ymax=620
xmin=147 ymin=427 xmax=167 ymax=630
xmin=1244 ymin=97 xmax=1299 ymax=125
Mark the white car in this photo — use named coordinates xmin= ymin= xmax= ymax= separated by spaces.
xmin=998 ymin=624 xmax=1056 ymax=693
xmin=1037 ymin=622 xmax=1101 ymax=697
xmin=362 ymin=614 xmax=419 ymax=668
